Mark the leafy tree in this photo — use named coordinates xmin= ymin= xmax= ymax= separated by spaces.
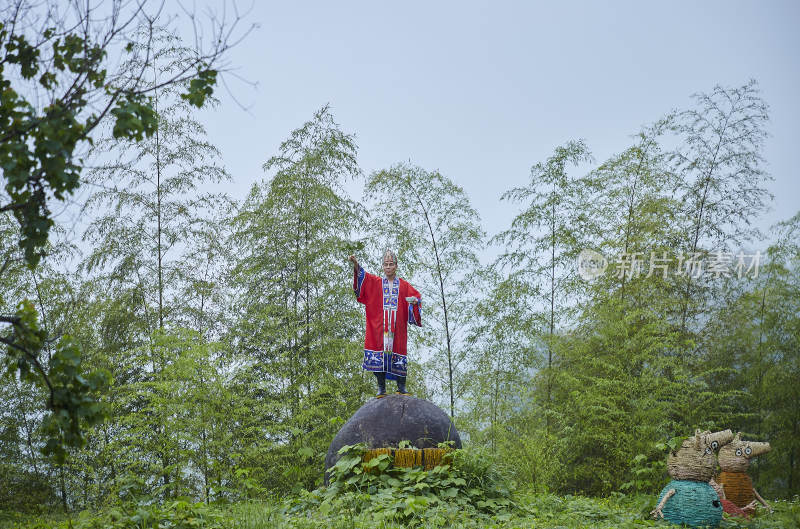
xmin=73 ymin=28 xmax=234 ymax=497
xmin=462 ymin=271 xmax=534 ymax=456
xmin=229 ymin=106 xmax=370 ymax=491
xmin=460 ymin=269 xmax=556 ymax=490
xmin=82 ymin=28 xmax=232 ymax=336
xmin=552 ymin=129 xmax=689 ymax=494
xmin=0 ymin=0 xmax=248 ymax=460
xmin=0 ymin=0 xmax=244 ymax=264
xmin=0 ymin=355 xmax=56 ymax=511
xmin=0 ymin=213 xmax=107 ymax=507
xmin=364 ymin=164 xmax=484 ymax=418
xmin=0 ymin=210 xmax=108 ymax=466
xmin=667 ymin=80 xmax=771 ymax=358
xmin=702 ymin=211 xmax=800 ymax=498
xmin=493 ymin=140 xmax=592 ymax=429
xmin=177 ymin=207 xmax=234 ymax=341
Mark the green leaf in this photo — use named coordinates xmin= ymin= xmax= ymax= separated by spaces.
xmin=180 ymin=68 xmax=217 ymax=108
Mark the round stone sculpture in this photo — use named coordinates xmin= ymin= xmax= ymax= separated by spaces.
xmin=324 ymin=394 xmax=461 ymax=478
xmin=657 ymin=480 xmax=723 ymax=528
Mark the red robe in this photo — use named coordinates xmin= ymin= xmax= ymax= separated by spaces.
xmin=353 ymin=265 xmax=421 ymax=379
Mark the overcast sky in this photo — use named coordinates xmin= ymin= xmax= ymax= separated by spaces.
xmin=188 ymin=0 xmax=799 ymax=256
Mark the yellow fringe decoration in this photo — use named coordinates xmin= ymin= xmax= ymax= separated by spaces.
xmin=394 ymin=448 xmax=422 ymax=468
xmin=362 ymin=448 xmax=392 ymax=473
xmin=361 ymin=447 xmax=451 ymax=472
xmin=423 ymin=448 xmax=448 ymax=470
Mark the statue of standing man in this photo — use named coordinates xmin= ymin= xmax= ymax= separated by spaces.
xmin=349 ymin=250 xmax=421 ymax=397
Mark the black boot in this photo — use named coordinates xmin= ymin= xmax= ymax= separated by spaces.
xmin=396 ymin=376 xmax=409 ymax=395
xmin=374 ymin=372 xmax=386 ymax=398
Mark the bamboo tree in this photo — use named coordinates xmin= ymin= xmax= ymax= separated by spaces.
xmin=364 ymin=164 xmax=484 ymax=418
xmin=83 ymin=30 xmax=232 ymax=338
xmin=229 ymin=106 xmax=370 ymax=491
xmin=79 ymin=29 xmax=232 ymax=497
xmin=462 ymin=268 xmax=539 ymax=457
xmin=667 ymin=80 xmax=771 ymax=357
xmin=702 ymin=211 xmax=800 ymax=497
xmin=0 ymin=212 xmax=110 ymax=508
xmin=494 ymin=140 xmax=592 ymax=430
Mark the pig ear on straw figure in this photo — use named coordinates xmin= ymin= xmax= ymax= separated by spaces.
xmin=717 ymin=432 xmax=772 ymax=513
xmin=703 ymin=429 xmax=734 ymax=452
xmin=651 ymin=429 xmax=733 ymax=528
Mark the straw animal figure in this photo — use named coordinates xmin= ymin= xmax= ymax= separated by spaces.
xmin=651 ymin=429 xmax=733 ymax=528
xmin=708 ymin=477 xmax=753 ymax=518
xmin=716 ymin=432 xmax=772 ymax=513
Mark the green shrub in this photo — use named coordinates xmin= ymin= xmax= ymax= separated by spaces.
xmin=286 ymin=443 xmax=515 ymax=525
xmin=52 ymin=500 xmax=225 ymax=529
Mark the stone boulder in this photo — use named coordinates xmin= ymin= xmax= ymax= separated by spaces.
xmin=324 ymin=394 xmax=461 ymax=476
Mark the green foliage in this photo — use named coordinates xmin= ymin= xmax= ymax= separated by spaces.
xmin=619 ymin=439 xmax=684 ymax=495
xmin=0 ymin=11 xmax=221 ymax=266
xmin=1 ymin=2 xmax=236 ymax=472
xmin=488 ymin=139 xmax=594 ymax=438
xmin=0 ymin=23 xmax=101 ymax=266
xmin=364 ymin=164 xmax=485 ymax=416
xmin=619 ymin=436 xmax=690 ymax=495
xmin=1 ymin=300 xmax=109 ymax=464
xmin=456 ymin=82 xmax=789 ymax=499
xmin=291 ymin=443 xmax=514 ymax=524
xmin=67 ymin=328 xmax=244 ymax=503
xmin=5 ymin=493 xmax=800 ymax=529
xmin=39 ymin=335 xmax=110 ymax=462
xmin=228 ymin=106 xmax=370 ymax=493
xmin=109 ymin=96 xmax=158 ymax=141
xmin=0 ymin=466 xmax=54 ymax=513
xmin=2 ymin=76 xmax=799 ymax=512
xmin=82 ymin=28 xmax=232 ymax=335
xmin=700 ymin=212 xmax=800 ymax=496
xmin=181 ymin=68 xmax=218 ymax=108
xmin=19 ymin=500 xmax=226 ymax=529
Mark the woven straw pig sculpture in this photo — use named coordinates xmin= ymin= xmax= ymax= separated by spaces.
xmin=716 ymin=432 xmax=772 ymax=514
xmin=651 ymin=429 xmax=733 ymax=528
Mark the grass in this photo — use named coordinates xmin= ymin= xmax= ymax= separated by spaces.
xmin=2 ymin=492 xmax=798 ymax=529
